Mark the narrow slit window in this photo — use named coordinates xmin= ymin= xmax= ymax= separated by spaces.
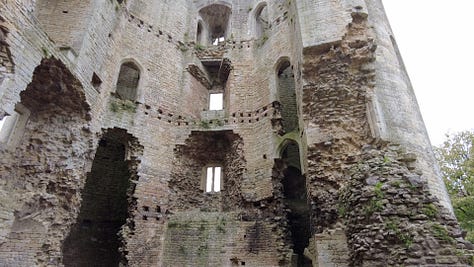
xmin=206 ymin=167 xmax=213 ymax=192
xmin=209 ymin=93 xmax=223 ymax=110
xmin=205 ymin=166 xmax=222 ymax=193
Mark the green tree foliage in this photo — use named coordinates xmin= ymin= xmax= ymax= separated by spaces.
xmin=434 ymin=130 xmax=474 ymax=242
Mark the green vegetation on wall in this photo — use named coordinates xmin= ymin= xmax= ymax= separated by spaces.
xmin=434 ymin=130 xmax=474 ymax=243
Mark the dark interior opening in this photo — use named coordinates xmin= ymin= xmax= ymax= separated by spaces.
xmin=116 ymin=62 xmax=140 ymax=101
xmin=62 ymin=131 xmax=133 ymax=267
xmin=277 ymin=60 xmax=298 ymax=133
xmin=281 ymin=142 xmax=312 ymax=266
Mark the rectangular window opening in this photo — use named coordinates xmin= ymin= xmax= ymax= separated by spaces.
xmin=205 ymin=166 xmax=222 ymax=193
xmin=0 ymin=114 xmax=16 ymax=144
xmin=214 ymin=167 xmax=221 ymax=192
xmin=0 ymin=116 xmax=7 ymax=133
xmin=209 ymin=93 xmax=224 ymax=111
xmin=212 ymin=37 xmax=225 ymax=46
xmin=206 ymin=167 xmax=214 ymax=192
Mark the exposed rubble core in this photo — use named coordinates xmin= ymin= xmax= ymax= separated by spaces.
xmin=340 ymin=142 xmax=473 ymax=266
xmin=0 ymin=58 xmax=93 ymax=266
xmin=169 ymin=131 xmax=245 ymax=212
xmin=303 ymin=11 xmax=375 ymax=234
xmin=0 ymin=0 xmax=472 ymax=266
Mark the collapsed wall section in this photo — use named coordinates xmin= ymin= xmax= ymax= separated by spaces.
xmin=339 ymin=142 xmax=472 ymax=266
xmin=303 ymin=10 xmax=375 ymax=234
xmin=169 ymin=130 xmax=245 ymax=212
xmin=301 ymin=6 xmax=472 ymax=266
xmin=0 ymin=58 xmax=94 ymax=266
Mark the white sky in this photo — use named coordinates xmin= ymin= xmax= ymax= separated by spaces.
xmin=382 ymin=0 xmax=474 ymax=146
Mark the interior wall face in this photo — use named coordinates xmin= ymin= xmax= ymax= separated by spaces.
xmin=0 ymin=0 xmax=471 ymax=266
xmin=0 ymin=58 xmax=94 ymax=266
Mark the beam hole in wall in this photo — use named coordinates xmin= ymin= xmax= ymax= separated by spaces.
xmin=281 ymin=141 xmax=312 ymax=266
xmin=62 ymin=128 xmax=139 ymax=267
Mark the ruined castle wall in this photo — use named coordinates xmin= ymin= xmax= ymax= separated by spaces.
xmin=161 ymin=1 xmax=307 ymax=265
xmin=0 ymin=0 xmax=120 ymax=121
xmin=0 ymin=0 xmax=468 ymax=266
xmin=34 ymin=0 xmax=94 ymax=52
xmin=0 ymin=58 xmax=94 ymax=266
xmin=95 ymin=1 xmax=193 ymax=264
xmin=364 ymin=0 xmax=452 ymax=210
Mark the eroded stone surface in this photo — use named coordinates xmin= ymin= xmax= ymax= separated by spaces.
xmin=0 ymin=0 xmax=471 ymax=266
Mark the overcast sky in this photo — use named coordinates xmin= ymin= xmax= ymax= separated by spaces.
xmin=382 ymin=0 xmax=474 ymax=146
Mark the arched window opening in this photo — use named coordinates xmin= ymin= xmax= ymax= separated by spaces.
xmin=277 ymin=59 xmax=298 ymax=133
xmin=199 ymin=4 xmax=232 ymax=46
xmin=196 ymin=21 xmax=203 ymax=44
xmin=255 ymin=3 xmax=269 ymax=39
xmin=116 ymin=62 xmax=140 ymax=101
xmin=281 ymin=141 xmax=312 ymax=266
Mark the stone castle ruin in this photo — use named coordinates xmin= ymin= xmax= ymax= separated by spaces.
xmin=0 ymin=0 xmax=472 ymax=266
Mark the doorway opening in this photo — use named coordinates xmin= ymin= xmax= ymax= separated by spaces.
xmin=281 ymin=141 xmax=312 ymax=266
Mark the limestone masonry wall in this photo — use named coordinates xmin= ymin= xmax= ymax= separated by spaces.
xmin=0 ymin=0 xmax=471 ymax=266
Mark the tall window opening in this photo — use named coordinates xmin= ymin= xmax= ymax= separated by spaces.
xmin=63 ymin=129 xmax=138 ymax=266
xmin=0 ymin=104 xmax=30 ymax=147
xmin=0 ymin=116 xmax=8 ymax=133
xmin=277 ymin=59 xmax=298 ymax=133
xmin=205 ymin=166 xmax=222 ymax=193
xmin=209 ymin=93 xmax=224 ymax=110
xmin=281 ymin=141 xmax=312 ymax=266
xmin=0 ymin=113 xmax=15 ymax=144
xmin=197 ymin=21 xmax=203 ymax=44
xmin=255 ymin=3 xmax=269 ymax=39
xmin=116 ymin=61 xmax=140 ymax=101
xmin=199 ymin=4 xmax=231 ymax=46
